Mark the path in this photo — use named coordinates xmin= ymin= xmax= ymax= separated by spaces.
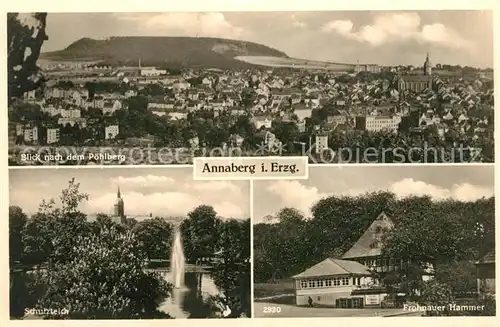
xmin=254 ymin=302 xmax=424 ymax=318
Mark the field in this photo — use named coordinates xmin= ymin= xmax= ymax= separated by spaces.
xmin=254 ymin=281 xmax=295 ymax=301
xmin=236 ymin=55 xmax=355 ymax=71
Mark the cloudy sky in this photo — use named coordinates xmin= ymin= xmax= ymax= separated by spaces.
xmin=9 ymin=168 xmax=249 ymax=220
xmin=253 ymin=165 xmax=494 ymax=224
xmin=40 ymin=11 xmax=493 ymax=68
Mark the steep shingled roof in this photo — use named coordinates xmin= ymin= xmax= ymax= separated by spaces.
xmin=342 ymin=212 xmax=394 ymax=259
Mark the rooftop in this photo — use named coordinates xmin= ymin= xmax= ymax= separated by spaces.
xmin=342 ymin=212 xmax=394 ymax=259
xmin=477 ymin=249 xmax=495 ymax=264
xmin=292 ymin=258 xmax=372 ymax=279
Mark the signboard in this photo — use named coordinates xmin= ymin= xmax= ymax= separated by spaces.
xmin=365 ymin=294 xmax=380 ymax=305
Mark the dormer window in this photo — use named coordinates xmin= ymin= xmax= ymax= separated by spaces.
xmin=369 ymin=239 xmax=379 ymax=249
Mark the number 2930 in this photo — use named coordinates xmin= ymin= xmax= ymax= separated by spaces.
xmin=263 ymin=306 xmax=281 ymax=314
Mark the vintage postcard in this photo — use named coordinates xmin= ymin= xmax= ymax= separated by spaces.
xmin=253 ymin=165 xmax=495 ymax=317
xmin=7 ymin=10 xmax=494 ymax=165
xmin=3 ymin=2 xmax=498 ymax=327
xmin=8 ymin=167 xmax=251 ymax=319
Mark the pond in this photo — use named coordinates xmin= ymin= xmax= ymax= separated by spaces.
xmin=158 ymin=271 xmax=222 ymax=318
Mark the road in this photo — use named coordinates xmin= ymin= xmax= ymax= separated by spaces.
xmin=254 ymin=302 xmax=424 ymax=318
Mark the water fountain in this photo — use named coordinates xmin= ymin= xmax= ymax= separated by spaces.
xmin=170 ymin=227 xmax=186 ymax=289
xmin=159 ymin=226 xmax=223 ymax=318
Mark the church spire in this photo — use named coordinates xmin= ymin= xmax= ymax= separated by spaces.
xmin=424 ymin=52 xmax=432 ymax=76
xmin=117 ymin=186 xmax=121 ymax=198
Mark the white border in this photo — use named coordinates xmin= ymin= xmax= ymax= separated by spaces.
xmin=7 ymin=162 xmax=495 ymax=170
xmin=1 ymin=0 xmax=498 ymax=12
xmin=249 ymin=180 xmax=255 ymax=317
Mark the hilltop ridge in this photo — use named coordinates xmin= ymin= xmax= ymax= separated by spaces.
xmin=41 ymin=36 xmax=289 ymax=68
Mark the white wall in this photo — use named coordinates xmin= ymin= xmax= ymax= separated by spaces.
xmin=296 ymin=286 xmax=355 ymax=306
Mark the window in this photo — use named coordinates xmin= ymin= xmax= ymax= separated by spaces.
xmin=300 ymin=280 xmax=308 ymax=288
xmin=341 ymin=277 xmax=349 ymax=286
xmin=317 ymin=280 xmax=324 ymax=287
xmin=325 ymin=279 xmax=332 ymax=287
xmin=333 ymin=278 xmax=341 ymax=286
xmin=308 ymin=280 xmax=315 ymax=288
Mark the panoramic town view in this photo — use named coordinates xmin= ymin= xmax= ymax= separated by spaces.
xmin=253 ymin=166 xmax=495 ymax=317
xmin=9 ymin=168 xmax=251 ymax=319
xmin=7 ymin=11 xmax=494 ymax=165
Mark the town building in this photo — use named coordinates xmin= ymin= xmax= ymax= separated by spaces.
xmin=15 ymin=124 xmax=23 ymax=137
xmin=47 ymin=128 xmax=60 ymax=144
xmin=423 ymin=52 xmax=432 ymax=76
xmin=252 ymin=116 xmax=273 ymax=130
xmin=292 ymin=212 xmax=434 ymax=308
xmin=58 ymin=117 xmax=87 ymax=129
xmin=397 ymin=75 xmax=433 ymax=93
xmin=140 ymin=67 xmax=167 ymax=77
xmin=60 ymin=109 xmax=81 ymax=118
xmin=354 ymin=61 xmax=382 ymax=74
xmin=103 ymin=100 xmax=123 ymax=115
xmin=105 ymin=125 xmax=120 ymax=139
xmin=23 ymin=125 xmax=38 ymax=143
xmin=111 ymin=187 xmax=126 ymax=224
xmin=397 ymin=53 xmax=433 ymax=93
xmin=355 ymin=116 xmax=402 ymax=133
xmin=294 ymin=106 xmax=313 ymax=121
xmin=315 ymin=134 xmax=328 ymax=154
xmin=292 ymin=258 xmax=374 ymax=307
xmin=476 ymin=249 xmax=495 ymax=298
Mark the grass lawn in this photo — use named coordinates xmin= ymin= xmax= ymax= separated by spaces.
xmin=254 ymin=280 xmax=295 ymax=299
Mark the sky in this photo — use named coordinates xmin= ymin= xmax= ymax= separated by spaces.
xmin=39 ymin=11 xmax=493 ymax=68
xmin=253 ymin=165 xmax=495 ymax=224
xmin=9 ymin=168 xmax=250 ymax=220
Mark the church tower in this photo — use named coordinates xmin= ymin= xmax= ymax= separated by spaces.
xmin=113 ymin=186 xmax=125 ymax=223
xmin=423 ymin=52 xmax=432 ymax=76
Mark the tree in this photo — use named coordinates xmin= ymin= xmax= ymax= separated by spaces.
xmin=132 ymin=217 xmax=174 ymax=260
xmin=8 ymin=13 xmax=48 ymax=103
xmin=34 ymin=178 xmax=92 ymax=264
xmin=433 ymin=261 xmax=477 ymax=296
xmin=9 ymin=206 xmax=28 ymax=264
xmin=21 ymin=212 xmax=55 ymax=266
xmin=34 ymin=226 xmax=172 ymax=319
xmin=419 ymin=279 xmax=455 ymax=315
xmin=9 ymin=206 xmax=31 ymax=319
xmin=181 ymin=205 xmax=219 ymax=262
xmin=271 ymin=121 xmax=299 ymax=146
xmin=210 ymin=219 xmax=251 ymax=318
xmin=253 ymin=191 xmax=495 ymax=295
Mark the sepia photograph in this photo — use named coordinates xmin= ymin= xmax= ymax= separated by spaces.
xmin=9 ymin=167 xmax=251 ymax=319
xmin=252 ymin=165 xmax=495 ymax=317
xmin=7 ymin=11 xmax=494 ymax=165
